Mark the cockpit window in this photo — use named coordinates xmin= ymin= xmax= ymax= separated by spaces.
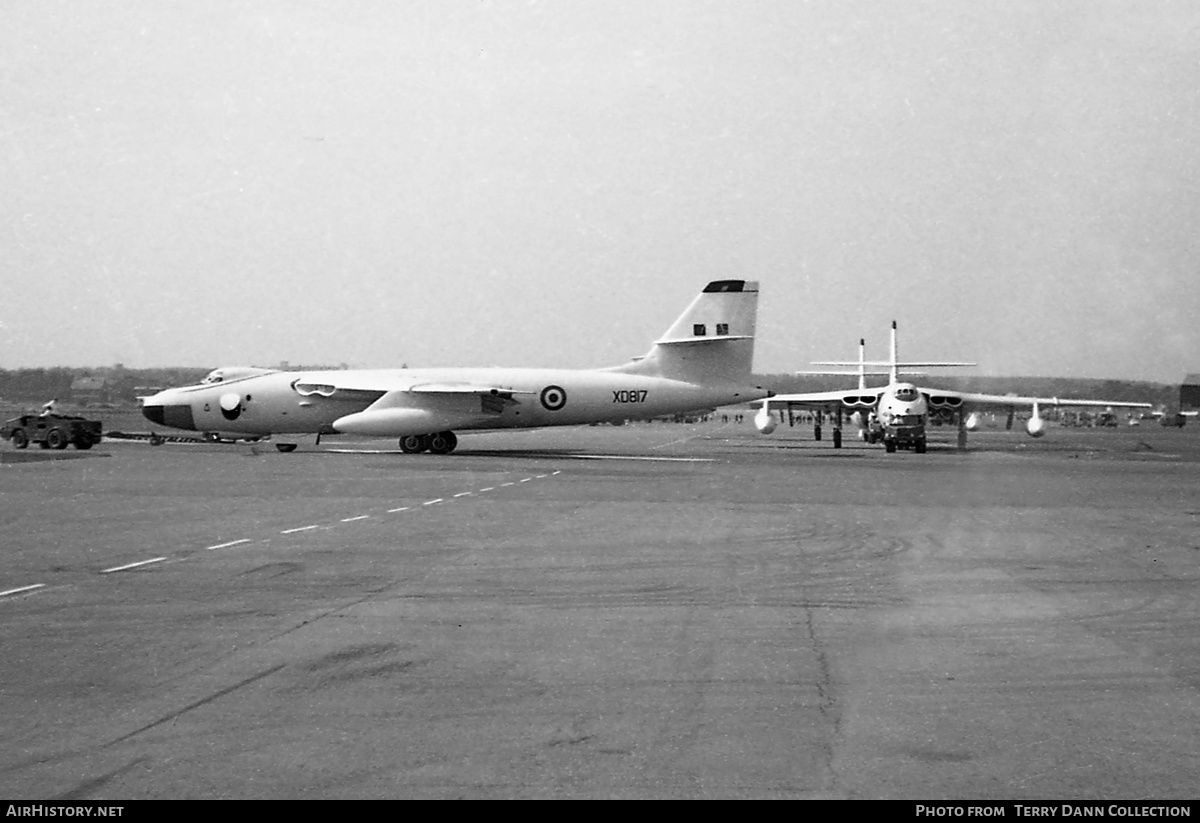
xmin=895 ymin=387 xmax=918 ymax=401
xmin=201 ymin=367 xmax=273 ymax=385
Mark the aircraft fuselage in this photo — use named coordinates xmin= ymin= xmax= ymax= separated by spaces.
xmin=141 ymin=367 xmax=765 ymax=439
xmin=863 ymin=382 xmax=929 ymax=451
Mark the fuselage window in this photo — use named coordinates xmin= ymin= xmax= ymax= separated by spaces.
xmin=693 ymin=324 xmax=707 ymax=336
xmin=716 ymin=323 xmax=729 ymax=336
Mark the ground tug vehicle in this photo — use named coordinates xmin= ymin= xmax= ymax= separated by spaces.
xmin=2 ymin=413 xmax=103 ymax=450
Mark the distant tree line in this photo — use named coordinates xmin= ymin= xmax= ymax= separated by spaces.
xmin=0 ymin=363 xmax=351 ymax=406
xmin=0 ymin=366 xmax=210 ymax=405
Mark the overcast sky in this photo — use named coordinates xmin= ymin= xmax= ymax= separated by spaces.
xmin=3 ymin=1 xmax=1198 ymax=382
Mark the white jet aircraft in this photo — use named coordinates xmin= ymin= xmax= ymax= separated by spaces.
xmin=753 ymin=321 xmax=1151 ymax=453
xmin=142 ymin=280 xmax=770 ymax=453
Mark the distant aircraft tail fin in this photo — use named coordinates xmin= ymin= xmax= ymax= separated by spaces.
xmin=815 ymin=321 xmax=974 ymax=384
xmin=609 ymin=280 xmax=759 ymax=384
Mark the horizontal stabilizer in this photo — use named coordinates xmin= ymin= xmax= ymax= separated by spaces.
xmin=654 ymin=334 xmax=753 ymax=346
xmin=812 ymin=361 xmax=975 ymax=368
xmin=797 ymin=369 xmax=895 ymax=377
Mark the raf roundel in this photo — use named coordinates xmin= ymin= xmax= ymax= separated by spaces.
xmin=540 ymin=385 xmax=567 ymax=411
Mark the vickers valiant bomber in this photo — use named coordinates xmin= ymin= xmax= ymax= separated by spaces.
xmin=141 ymin=281 xmax=771 ymax=453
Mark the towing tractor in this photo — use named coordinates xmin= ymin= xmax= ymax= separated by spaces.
xmin=2 ymin=412 xmax=104 ymax=450
xmin=862 ymin=411 xmax=928 ymax=453
xmin=879 ymin=412 xmax=927 ymax=453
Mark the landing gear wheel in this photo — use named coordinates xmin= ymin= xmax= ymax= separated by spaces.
xmin=832 ymin=428 xmax=842 ymax=449
xmin=275 ymin=443 xmax=298 ymax=453
xmin=813 ymin=424 xmax=822 ymax=441
xmin=149 ymin=434 xmax=164 ymax=446
xmin=399 ymin=434 xmax=430 ymax=454
xmin=427 ymin=431 xmax=458 ymax=455
xmin=885 ymin=440 xmax=897 ymax=453
xmin=46 ymin=428 xmax=69 ymax=450
xmin=10 ymin=429 xmax=28 ymax=449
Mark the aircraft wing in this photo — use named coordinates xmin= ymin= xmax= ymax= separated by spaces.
xmin=917 ymin=387 xmax=1152 ymax=410
xmin=294 ymin=373 xmax=538 ymax=417
xmin=296 ymin=371 xmax=535 ymax=397
xmin=406 ymin=382 xmax=537 ymax=396
xmin=764 ymin=389 xmax=883 ymax=408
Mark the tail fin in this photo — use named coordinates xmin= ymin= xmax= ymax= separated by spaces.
xmin=857 ymin=338 xmax=868 ymax=390
xmin=801 ymin=338 xmax=894 ymax=386
xmin=610 ymin=280 xmax=759 ymax=384
xmin=814 ymin=321 xmax=974 ymax=384
xmin=884 ymin=320 xmax=975 ymax=382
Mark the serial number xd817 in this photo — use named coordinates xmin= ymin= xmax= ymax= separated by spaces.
xmin=613 ymin=390 xmax=649 ymax=403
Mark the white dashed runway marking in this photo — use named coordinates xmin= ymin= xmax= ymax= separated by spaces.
xmin=101 ymin=557 xmax=168 ymax=574
xmin=0 ymin=584 xmax=46 ymax=599
xmin=207 ymin=539 xmax=252 ymax=550
xmin=4 ymin=466 xmax=565 ymax=604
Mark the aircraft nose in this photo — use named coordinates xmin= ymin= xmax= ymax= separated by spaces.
xmin=143 ymin=404 xmax=165 ymax=425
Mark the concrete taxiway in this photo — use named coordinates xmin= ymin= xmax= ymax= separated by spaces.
xmin=1 ymin=420 xmax=1199 ymax=799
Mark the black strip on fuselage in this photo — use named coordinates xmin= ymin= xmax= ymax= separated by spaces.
xmin=142 ymin=404 xmax=196 ymax=430
xmin=702 ymin=280 xmax=747 ymax=293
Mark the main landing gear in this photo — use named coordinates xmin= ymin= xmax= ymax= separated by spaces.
xmin=399 ymin=431 xmax=458 ymax=455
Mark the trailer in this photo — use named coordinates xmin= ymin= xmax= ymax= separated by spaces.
xmin=2 ymin=413 xmax=104 ymax=450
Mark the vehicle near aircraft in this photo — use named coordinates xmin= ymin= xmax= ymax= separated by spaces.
xmin=141 ymin=280 xmax=770 ymax=453
xmin=2 ymin=412 xmax=103 ymax=451
xmin=753 ymin=321 xmax=1151 ymax=452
